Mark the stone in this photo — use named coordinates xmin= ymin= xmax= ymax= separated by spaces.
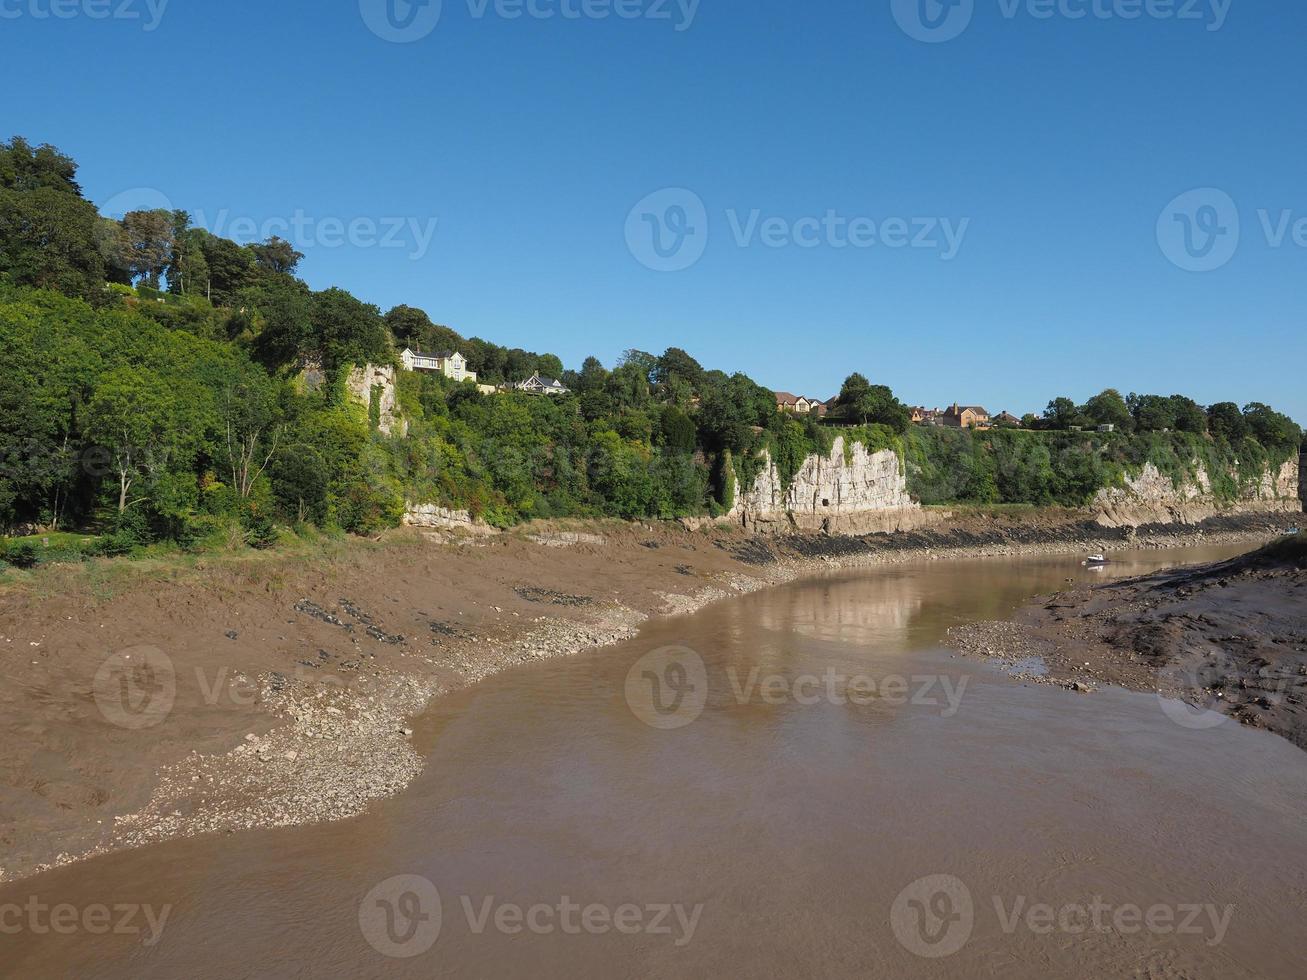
xmin=727 ymin=438 xmax=931 ymax=534
xmin=345 ymin=363 xmax=406 ymax=437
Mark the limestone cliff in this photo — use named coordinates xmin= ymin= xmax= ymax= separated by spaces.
xmin=1093 ymin=458 xmax=1302 ymax=528
xmin=728 ymin=437 xmax=928 ymax=534
xmin=346 ymin=364 xmax=405 ymax=437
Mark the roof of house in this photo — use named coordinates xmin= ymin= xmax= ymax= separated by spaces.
xmin=406 ymin=348 xmax=459 ymax=360
xmin=521 ymin=374 xmax=567 ymax=389
xmin=774 ymin=391 xmax=801 ymax=404
xmin=948 ymin=404 xmax=990 ymax=415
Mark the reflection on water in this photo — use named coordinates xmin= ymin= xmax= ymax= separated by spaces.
xmin=4 ymin=544 xmax=1306 ymax=980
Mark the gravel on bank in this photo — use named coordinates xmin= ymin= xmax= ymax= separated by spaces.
xmin=1 ymin=508 xmax=1300 ymax=882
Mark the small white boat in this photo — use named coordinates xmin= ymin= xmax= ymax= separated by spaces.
xmin=1084 ymin=554 xmax=1110 ymax=566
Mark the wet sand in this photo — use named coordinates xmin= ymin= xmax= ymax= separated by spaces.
xmin=4 ymin=543 xmax=1306 ymax=978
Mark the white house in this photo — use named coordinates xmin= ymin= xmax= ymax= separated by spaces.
xmin=400 ymin=348 xmax=478 ymax=384
xmin=515 ymin=373 xmax=570 ymax=396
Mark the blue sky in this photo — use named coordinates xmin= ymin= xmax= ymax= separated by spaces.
xmin=4 ymin=0 xmax=1304 ymax=420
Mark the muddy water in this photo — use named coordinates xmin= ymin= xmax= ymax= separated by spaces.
xmin=4 ymin=545 xmax=1307 ymax=979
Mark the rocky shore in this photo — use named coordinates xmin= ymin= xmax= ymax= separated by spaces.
xmin=1 ymin=507 xmax=1300 ymax=883
xmin=948 ymin=532 xmax=1307 ymax=751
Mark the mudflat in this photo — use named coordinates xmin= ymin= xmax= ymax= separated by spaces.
xmin=0 ymin=509 xmax=1298 ymax=884
xmin=4 ymin=533 xmax=1305 ymax=979
xmin=950 ymin=532 xmax=1307 ymax=750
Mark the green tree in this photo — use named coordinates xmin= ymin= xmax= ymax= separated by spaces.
xmin=250 ymin=236 xmax=303 ymax=276
xmin=1242 ymin=403 xmax=1301 ymax=455
xmin=221 ymin=370 xmax=283 ymax=498
xmin=196 ymin=231 xmax=254 ymax=306
xmin=1082 ymin=389 xmax=1132 ymax=431
xmin=1042 ymin=397 xmax=1083 ymax=430
xmin=835 ymin=374 xmax=910 ymax=432
xmin=0 ymin=137 xmax=106 ymax=300
xmin=1206 ymin=402 xmax=1248 ymax=443
xmin=1127 ymin=393 xmax=1177 ymax=433
xmin=246 ymin=277 xmax=313 ymax=368
xmin=1168 ymin=395 xmax=1208 ymax=434
xmin=115 ymin=209 xmax=176 ymax=288
xmin=310 ymin=287 xmax=389 ymax=372
xmin=83 ymin=367 xmax=180 ymax=513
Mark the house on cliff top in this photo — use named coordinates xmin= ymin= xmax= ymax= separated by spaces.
xmin=941 ymin=404 xmax=991 ymax=429
xmin=515 ymin=373 xmax=570 ymax=396
xmin=400 ymin=348 xmax=478 ymax=384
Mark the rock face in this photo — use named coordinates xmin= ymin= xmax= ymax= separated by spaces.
xmin=346 ymin=364 xmax=405 ymax=437
xmin=403 ymin=503 xmax=500 ymax=536
xmin=729 ymin=438 xmax=929 ymax=534
xmin=1093 ymin=458 xmax=1303 ymax=528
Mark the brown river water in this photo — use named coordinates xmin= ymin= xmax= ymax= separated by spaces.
xmin=3 ymin=545 xmax=1306 ymax=978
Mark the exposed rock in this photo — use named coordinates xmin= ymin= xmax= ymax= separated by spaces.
xmin=1093 ymin=459 xmax=1302 ymax=528
xmin=729 ymin=438 xmax=933 ymax=535
xmin=403 ymin=503 xmax=497 ymax=535
xmin=527 ymin=531 xmax=607 ymax=548
xmin=346 ymin=363 xmax=406 ymax=437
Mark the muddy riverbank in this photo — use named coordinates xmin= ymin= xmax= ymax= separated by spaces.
xmin=949 ymin=532 xmax=1307 ymax=750
xmin=0 ymin=508 xmax=1299 ymax=883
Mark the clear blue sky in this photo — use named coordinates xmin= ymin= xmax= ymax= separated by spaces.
xmin=4 ymin=0 xmax=1304 ymax=420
